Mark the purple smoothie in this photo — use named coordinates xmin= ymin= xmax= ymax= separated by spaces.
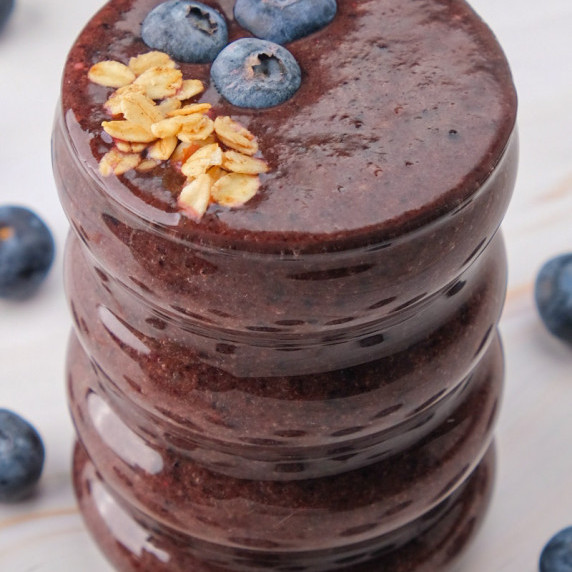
xmin=53 ymin=0 xmax=518 ymax=569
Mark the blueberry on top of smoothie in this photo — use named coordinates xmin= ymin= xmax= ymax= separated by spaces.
xmin=234 ymin=0 xmax=337 ymax=45
xmin=211 ymin=38 xmax=301 ymax=108
xmin=0 ymin=205 xmax=55 ymax=299
xmin=535 ymin=253 xmax=572 ymax=343
xmin=0 ymin=409 xmax=45 ymax=502
xmin=142 ymin=0 xmax=228 ymax=63
xmin=540 ymin=526 xmax=572 ymax=571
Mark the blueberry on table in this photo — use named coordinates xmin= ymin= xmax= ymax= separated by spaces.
xmin=0 ymin=205 xmax=55 ymax=299
xmin=0 ymin=0 xmax=15 ymax=31
xmin=0 ymin=409 xmax=45 ymax=502
xmin=540 ymin=526 xmax=572 ymax=571
xmin=234 ymin=0 xmax=337 ymax=45
xmin=142 ymin=0 xmax=228 ymax=63
xmin=211 ymin=38 xmax=301 ymax=108
xmin=535 ymin=253 xmax=572 ymax=343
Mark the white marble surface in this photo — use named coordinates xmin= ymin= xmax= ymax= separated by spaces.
xmin=1 ymin=0 xmax=571 ymax=570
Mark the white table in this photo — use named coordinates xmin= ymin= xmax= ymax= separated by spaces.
xmin=1 ymin=0 xmax=571 ymax=570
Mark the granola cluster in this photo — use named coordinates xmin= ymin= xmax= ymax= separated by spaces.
xmin=87 ymin=51 xmax=269 ymax=220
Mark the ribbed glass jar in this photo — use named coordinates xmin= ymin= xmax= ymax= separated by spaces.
xmin=53 ymin=0 xmax=519 ymax=567
xmin=54 ymin=91 xmax=517 ymax=568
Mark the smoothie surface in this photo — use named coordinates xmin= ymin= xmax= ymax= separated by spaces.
xmin=61 ymin=0 xmax=517 ymax=248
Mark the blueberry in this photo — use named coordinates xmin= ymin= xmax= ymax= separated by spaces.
xmin=540 ymin=526 xmax=572 ymax=571
xmin=0 ymin=205 xmax=55 ymax=299
xmin=142 ymin=0 xmax=228 ymax=63
xmin=535 ymin=253 xmax=572 ymax=343
xmin=0 ymin=0 xmax=15 ymax=31
xmin=211 ymin=38 xmax=301 ymax=108
xmin=0 ymin=409 xmax=45 ymax=502
xmin=234 ymin=0 xmax=337 ymax=45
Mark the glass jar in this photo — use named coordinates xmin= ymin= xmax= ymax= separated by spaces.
xmin=53 ymin=0 xmax=518 ymax=568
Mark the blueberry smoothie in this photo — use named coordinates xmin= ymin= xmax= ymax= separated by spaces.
xmin=53 ymin=0 xmax=517 ymax=570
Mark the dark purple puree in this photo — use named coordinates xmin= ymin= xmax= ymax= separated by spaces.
xmin=61 ymin=0 xmax=516 ymax=250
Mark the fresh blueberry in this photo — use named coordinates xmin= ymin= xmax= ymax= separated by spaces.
xmin=211 ymin=38 xmax=301 ymax=108
xmin=540 ymin=526 xmax=572 ymax=571
xmin=535 ymin=253 xmax=572 ymax=343
xmin=0 ymin=205 xmax=55 ymax=299
xmin=0 ymin=409 xmax=45 ymax=502
xmin=142 ymin=0 xmax=228 ymax=63
xmin=0 ymin=0 xmax=15 ymax=31
xmin=234 ymin=0 xmax=337 ymax=45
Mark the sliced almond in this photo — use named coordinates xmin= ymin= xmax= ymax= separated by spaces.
xmin=181 ymin=143 xmax=223 ymax=178
xmin=136 ymin=158 xmax=161 ymax=172
xmin=112 ymin=141 xmax=148 ymax=153
xmin=133 ymin=66 xmax=183 ymax=100
xmin=115 ymin=141 xmax=131 ymax=153
xmin=88 ymin=60 xmax=136 ymax=88
xmin=199 ymin=134 xmax=217 ymax=146
xmin=171 ymin=137 xmax=216 ymax=163
xmin=151 ymin=112 xmax=212 ymax=141
xmin=130 ymin=142 xmax=149 ymax=153
xmin=151 ymin=116 xmax=186 ymax=139
xmin=99 ymin=148 xmax=141 ymax=176
xmin=206 ymin=165 xmax=227 ymax=184
xmin=175 ymin=79 xmax=205 ymax=101
xmin=158 ymin=98 xmax=182 ymax=115
xmin=222 ymin=151 xmax=269 ymax=175
xmin=148 ymin=136 xmax=178 ymax=161
xmin=177 ymin=174 xmax=212 ymax=220
xmin=115 ymin=141 xmax=141 ymax=153
xmin=98 ymin=151 xmax=116 ymax=177
xmin=178 ymin=114 xmax=215 ymax=143
xmin=211 ymin=173 xmax=260 ymax=207
xmin=214 ymin=116 xmax=258 ymax=155
xmin=105 ymin=84 xmax=146 ymax=115
xmin=167 ymin=103 xmax=212 ymax=117
xmin=120 ymin=92 xmax=164 ymax=126
xmin=171 ymin=141 xmax=199 ymax=164
xmin=102 ymin=120 xmax=156 ymax=143
xmin=129 ymin=51 xmax=175 ymax=76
